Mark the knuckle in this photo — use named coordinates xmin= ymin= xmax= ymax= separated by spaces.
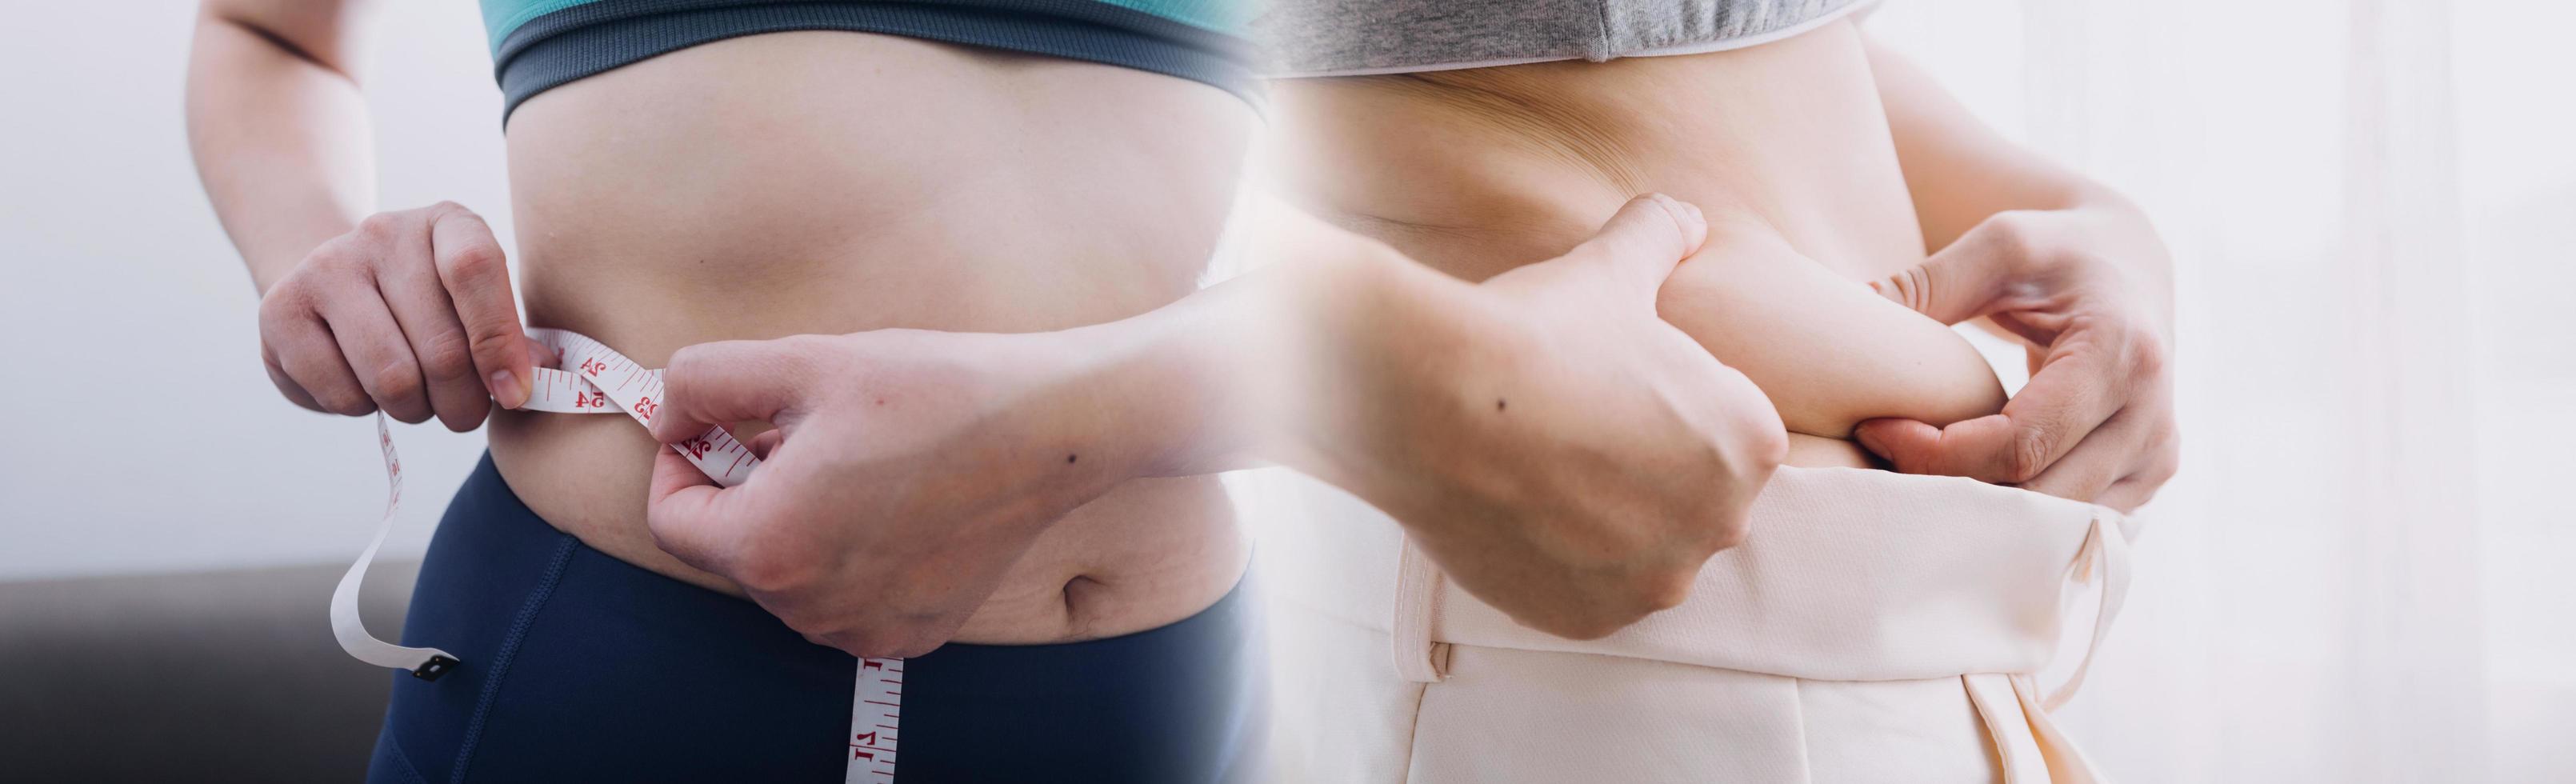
xmin=418 ymin=332 xmax=476 ymax=380
xmin=1738 ymin=423 xmax=1789 ymax=478
xmin=438 ymin=238 xmax=504 ymax=281
xmin=1984 ymin=210 xmax=2038 ymax=242
xmin=305 ymin=244 xmax=364 ymax=275
xmin=2148 ymin=437 xmax=2182 ymax=481
xmin=1983 ymin=211 xmax=2050 ymax=266
xmin=2005 ymin=423 xmax=2054 ymax=483
xmin=257 ymin=286 xmax=309 ymax=323
xmin=2146 ymin=458 xmax=2179 ymax=488
xmin=729 ymin=546 xmax=815 ymax=594
xmin=1540 ymin=600 xmax=1630 ymax=641
xmin=354 ymin=211 xmax=405 ymax=242
xmin=469 ymin=327 xmax=522 ymax=365
xmin=323 ymin=389 xmax=375 ymax=416
xmin=1702 ymin=509 xmax=1753 ymax=554
xmin=2129 ymin=330 xmax=2170 ymax=377
xmin=438 ymin=406 xmax=489 ymax=433
xmin=1552 ymin=617 xmax=1622 ymax=642
xmin=369 ymin=361 xmax=423 ymax=402
xmin=1635 ymin=568 xmax=1695 ymax=615
xmin=666 ymin=342 xmax=715 ymax=374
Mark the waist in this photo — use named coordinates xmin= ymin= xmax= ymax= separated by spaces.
xmin=1266 ymin=20 xmax=2006 ymax=443
xmin=1264 ymin=466 xmax=2131 ymax=680
xmin=486 ymin=30 xmax=1255 ymax=643
xmin=400 ymin=459 xmax=1265 ymax=781
xmin=1266 ymin=19 xmax=1921 ymax=282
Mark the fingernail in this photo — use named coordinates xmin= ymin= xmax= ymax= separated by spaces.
xmin=490 ymin=370 xmax=526 ymax=409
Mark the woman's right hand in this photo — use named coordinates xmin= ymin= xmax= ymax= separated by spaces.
xmin=256 ymin=202 xmax=541 ymax=430
xmin=1307 ymin=194 xmax=1790 ymax=640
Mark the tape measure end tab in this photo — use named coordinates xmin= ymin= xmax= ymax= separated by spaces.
xmin=411 ymin=655 xmax=459 ymax=681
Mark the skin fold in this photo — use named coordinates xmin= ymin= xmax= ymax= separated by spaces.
xmin=191 ymin=0 xmax=1789 ymax=649
xmin=1266 ymin=19 xmax=2010 ymax=466
xmin=491 ymin=34 xmax=1258 ymax=643
xmin=191 ymin=2 xmax=2170 ymax=650
xmin=190 ymin=8 xmax=1257 ymax=644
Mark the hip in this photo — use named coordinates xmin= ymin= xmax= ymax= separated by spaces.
xmin=374 ymin=455 xmax=1267 ymax=783
xmin=486 ymin=416 xmax=1247 ymax=644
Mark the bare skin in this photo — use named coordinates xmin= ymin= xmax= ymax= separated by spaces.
xmin=1265 ymin=17 xmax=2176 ymax=503
xmin=190 ymin=5 xmax=1253 ymax=644
xmin=1267 ymin=20 xmax=2005 ymax=469
xmin=642 ymin=194 xmax=1789 ymax=652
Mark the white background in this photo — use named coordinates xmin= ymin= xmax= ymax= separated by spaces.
xmin=1868 ymin=0 xmax=2576 ymax=780
xmin=2 ymin=0 xmax=2571 ymax=780
xmin=2 ymin=1 xmax=509 ymax=577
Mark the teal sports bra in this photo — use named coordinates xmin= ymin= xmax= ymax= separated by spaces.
xmin=478 ymin=0 xmax=1258 ymax=121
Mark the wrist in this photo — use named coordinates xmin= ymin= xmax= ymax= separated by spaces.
xmin=1036 ymin=286 xmax=1258 ymax=482
xmin=1273 ymin=234 xmax=1495 ymax=502
xmin=242 ymin=214 xmax=358 ymax=296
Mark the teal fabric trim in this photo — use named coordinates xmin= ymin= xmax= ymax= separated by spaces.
xmin=1086 ymin=0 xmax=1247 ymax=33
xmin=484 ymin=0 xmax=1247 ymax=51
xmin=482 ymin=0 xmax=605 ymax=51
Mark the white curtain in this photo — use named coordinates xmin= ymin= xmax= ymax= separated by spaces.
xmin=1872 ymin=0 xmax=2576 ymax=780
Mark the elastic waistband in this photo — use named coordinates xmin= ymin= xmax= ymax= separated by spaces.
xmin=450 ymin=451 xmax=1258 ymax=666
xmin=410 ymin=454 xmax=1266 ymax=781
xmin=1265 ymin=466 xmax=2137 ymax=685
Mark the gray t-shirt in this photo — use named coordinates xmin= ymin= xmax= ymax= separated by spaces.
xmin=1253 ymin=0 xmax=1873 ymax=77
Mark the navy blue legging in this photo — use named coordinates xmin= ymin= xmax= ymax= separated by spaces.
xmin=369 ymin=455 xmax=1265 ymax=783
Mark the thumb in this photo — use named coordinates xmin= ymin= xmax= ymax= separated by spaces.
xmin=1564 ymin=194 xmax=1710 ymax=297
xmin=1867 ymin=226 xmax=2018 ymax=326
xmin=645 ymin=446 xmax=750 ymax=575
xmin=647 ymin=338 xmax=820 ymax=443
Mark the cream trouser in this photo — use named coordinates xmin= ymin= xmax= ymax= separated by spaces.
xmin=1255 ymin=466 xmax=2138 ymax=784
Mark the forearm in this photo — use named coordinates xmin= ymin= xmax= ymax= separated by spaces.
xmin=186 ymin=6 xmax=375 ymax=291
xmin=1864 ymin=37 xmax=2129 ymax=249
xmin=1229 ymin=197 xmax=1498 ymax=505
xmin=1049 ymin=274 xmax=1278 ymax=480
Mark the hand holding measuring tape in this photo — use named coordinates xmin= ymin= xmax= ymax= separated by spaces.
xmin=254 ymin=202 xmax=542 ymax=428
xmin=280 ymin=203 xmax=908 ymax=779
xmin=643 ymin=330 xmax=1122 ymax=660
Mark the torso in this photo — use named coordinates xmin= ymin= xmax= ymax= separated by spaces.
xmin=487 ymin=31 xmax=1254 ymax=644
xmin=1264 ymin=19 xmax=2004 ymax=467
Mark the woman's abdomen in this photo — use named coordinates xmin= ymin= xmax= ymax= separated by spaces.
xmin=484 ymin=31 xmax=1256 ymax=643
xmin=1266 ymin=20 xmax=2003 ymax=462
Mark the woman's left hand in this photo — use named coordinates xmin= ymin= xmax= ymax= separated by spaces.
xmin=639 ymin=329 xmax=1120 ymax=659
xmin=1854 ymin=202 xmax=2179 ymax=512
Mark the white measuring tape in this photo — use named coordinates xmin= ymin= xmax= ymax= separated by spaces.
xmin=329 ymin=328 xmax=900 ymax=783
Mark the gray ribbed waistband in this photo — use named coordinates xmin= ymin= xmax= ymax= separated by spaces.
xmin=1250 ymin=0 xmax=1870 ymax=77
